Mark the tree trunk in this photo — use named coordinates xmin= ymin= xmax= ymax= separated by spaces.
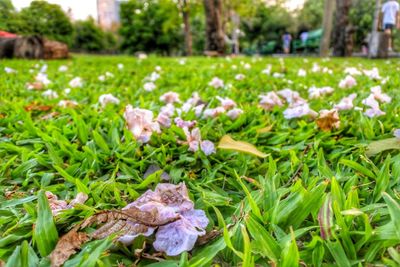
xmin=203 ymin=0 xmax=225 ymax=55
xmin=319 ymin=0 xmax=335 ymax=57
xmin=231 ymin=10 xmax=240 ymax=54
xmin=333 ymin=0 xmax=352 ymax=57
xmin=181 ymin=0 xmax=192 ymax=56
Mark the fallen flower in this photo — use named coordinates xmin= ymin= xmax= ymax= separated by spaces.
xmin=46 ymin=191 xmax=88 ymax=216
xmin=298 ymin=69 xmax=307 ymax=77
xmin=69 ymin=77 xmax=83 ymax=88
xmin=183 ymin=127 xmax=215 ymax=155
xmin=174 ymin=117 xmax=196 ymax=128
xmin=58 ymin=100 xmax=78 ymax=108
xmin=394 ymin=129 xmax=400 ymax=139
xmin=235 ymin=73 xmax=245 ymax=80
xmin=370 ymin=86 xmax=391 ymax=103
xmin=363 ymin=67 xmax=381 ymax=80
xmin=208 ymin=77 xmax=224 ymax=89
xmin=308 ymin=86 xmax=334 ymax=99
xmin=58 ymin=65 xmax=68 ymax=72
xmin=203 ymin=107 xmax=225 ymax=118
xmin=160 ymin=91 xmax=180 ymax=104
xmin=278 ymin=89 xmax=307 ymax=106
xmin=316 ymin=109 xmax=340 ymax=131
xmin=42 ymin=89 xmax=59 ymax=99
xmin=283 ymin=103 xmax=318 ymax=119
xmin=339 ymin=75 xmax=357 ymax=89
xmin=124 ymin=105 xmax=160 ymax=143
xmin=226 ymin=108 xmax=243 ymax=120
xmin=4 ymin=67 xmax=16 ymax=73
xmin=144 ymin=82 xmax=156 ymax=92
xmin=259 ymin=92 xmax=284 ymax=110
xmin=334 ymin=93 xmax=357 ymax=111
xmin=216 ymin=96 xmax=236 ymax=110
xmin=344 ymin=67 xmax=362 ymax=76
xmin=98 ymin=93 xmax=120 ymax=107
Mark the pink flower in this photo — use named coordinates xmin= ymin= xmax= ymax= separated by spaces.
xmin=157 ymin=113 xmax=171 ymax=128
xmin=362 ymin=94 xmax=386 ymax=117
xmin=216 ymin=96 xmax=236 ymax=110
xmin=226 ymin=108 xmax=243 ymax=120
xmin=160 ymin=91 xmax=181 ymax=104
xmin=183 ymin=127 xmax=215 ymax=155
xmin=123 ymin=105 xmax=160 ymax=143
xmin=143 ymin=82 xmax=156 ymax=92
xmin=208 ymin=77 xmax=224 ymax=89
xmin=98 ymin=93 xmax=120 ymax=107
xmin=259 ymin=92 xmax=284 ymax=110
xmin=363 ymin=67 xmax=381 ymax=80
xmin=283 ymin=103 xmax=317 ymax=119
xmin=334 ymin=93 xmax=357 ymax=110
xmin=344 ymin=67 xmax=361 ymax=76
xmin=42 ymin=89 xmax=58 ymax=99
xmin=308 ymin=86 xmax=334 ymax=99
xmin=278 ymin=89 xmax=307 ymax=107
xmin=200 ymin=140 xmax=216 ymax=155
xmin=69 ymin=77 xmax=83 ymax=88
xmin=174 ymin=117 xmax=196 ymax=128
xmin=298 ymin=69 xmax=307 ymax=77
xmin=339 ymin=75 xmax=357 ymax=89
xmin=394 ymin=129 xmax=400 ymax=139
xmin=203 ymin=107 xmax=225 ymax=118
xmin=235 ymin=74 xmax=245 ymax=80
xmin=370 ymin=86 xmax=391 ymax=103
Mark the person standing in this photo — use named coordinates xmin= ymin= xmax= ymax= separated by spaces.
xmin=381 ymin=0 xmax=400 ymax=51
xmin=282 ymin=32 xmax=292 ymax=54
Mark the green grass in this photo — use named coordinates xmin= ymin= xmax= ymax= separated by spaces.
xmin=0 ymin=55 xmax=400 ymax=266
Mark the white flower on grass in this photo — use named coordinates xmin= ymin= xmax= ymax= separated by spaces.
xmin=322 ymin=67 xmax=333 ymax=74
xmin=179 ymin=59 xmax=186 ymax=65
xmin=58 ymin=100 xmax=78 ymax=108
xmin=363 ymin=67 xmax=381 ymax=80
xmin=42 ymin=89 xmax=58 ymax=99
xmin=137 ymin=53 xmax=147 ymax=59
xmin=117 ymin=63 xmax=124 ymax=70
xmin=334 ymin=93 xmax=357 ymax=110
xmin=69 ymin=77 xmax=83 ymax=88
xmin=4 ymin=67 xmax=16 ymax=73
xmin=105 ymin=72 xmax=114 ymax=78
xmin=144 ymin=82 xmax=156 ymax=92
xmin=183 ymin=127 xmax=215 ymax=155
xmin=216 ymin=96 xmax=236 ymax=110
xmin=174 ymin=117 xmax=196 ymax=128
xmin=273 ymin=72 xmax=284 ymax=78
xmin=344 ymin=67 xmax=361 ymax=76
xmin=308 ymin=86 xmax=334 ymax=99
xmin=298 ymin=69 xmax=307 ymax=77
xmin=146 ymin=71 xmax=160 ymax=82
xmin=155 ymin=66 xmax=162 ymax=72
xmin=160 ymin=91 xmax=181 ymax=104
xmin=244 ymin=63 xmax=251 ymax=69
xmin=64 ymin=88 xmax=71 ymax=95
xmin=208 ymin=77 xmax=224 ymax=89
xmin=99 ymin=94 xmax=120 ymax=107
xmin=370 ymin=86 xmax=391 ymax=103
xmin=262 ymin=65 xmax=272 ymax=75
xmin=35 ymin=72 xmax=52 ymax=86
xmin=203 ymin=107 xmax=226 ymax=118
xmin=259 ymin=92 xmax=284 ymax=111
xmin=278 ymin=89 xmax=307 ymax=107
xmin=339 ymin=75 xmax=357 ymax=89
xmin=235 ymin=74 xmax=245 ymax=80
xmin=394 ymin=129 xmax=400 ymax=139
xmin=226 ymin=108 xmax=243 ymax=120
xmin=283 ymin=103 xmax=318 ymax=119
xmin=39 ymin=64 xmax=47 ymax=73
xmin=58 ymin=65 xmax=68 ymax=72
xmin=311 ymin=63 xmax=320 ymax=73
xmin=98 ymin=75 xmax=106 ymax=81
xmin=362 ymin=94 xmax=386 ymax=118
xmin=231 ymin=65 xmax=238 ymax=70
xmin=124 ymin=105 xmax=160 ymax=143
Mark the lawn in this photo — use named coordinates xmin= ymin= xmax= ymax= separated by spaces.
xmin=0 ymin=55 xmax=399 ymax=266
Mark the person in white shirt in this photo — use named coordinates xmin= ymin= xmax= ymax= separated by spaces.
xmin=381 ymin=0 xmax=400 ymax=51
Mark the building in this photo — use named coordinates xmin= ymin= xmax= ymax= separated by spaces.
xmin=97 ymin=0 xmax=121 ymax=31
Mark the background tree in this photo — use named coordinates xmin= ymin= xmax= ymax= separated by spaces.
xmin=320 ymin=0 xmax=335 ymax=56
xmin=119 ymin=0 xmax=182 ymax=55
xmin=333 ymin=0 xmax=352 ymax=56
xmin=203 ymin=0 xmax=225 ymax=54
xmin=296 ymin=0 xmax=324 ymax=32
xmin=178 ymin=0 xmax=193 ymax=56
xmin=73 ymin=18 xmax=116 ymax=52
xmin=17 ymin=1 xmax=73 ymax=45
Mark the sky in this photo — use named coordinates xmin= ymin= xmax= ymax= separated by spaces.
xmin=12 ymin=0 xmax=306 ymax=21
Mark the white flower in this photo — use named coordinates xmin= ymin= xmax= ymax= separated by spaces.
xmin=311 ymin=63 xmax=320 ymax=73
xmin=146 ymin=72 xmax=160 ymax=82
xmin=208 ymin=77 xmax=224 ymax=89
xmin=179 ymin=59 xmax=186 ymax=65
xmin=370 ymin=86 xmax=391 ymax=103
xmin=283 ymin=104 xmax=317 ymax=119
xmin=235 ymin=74 xmax=245 ymax=80
xmin=273 ymin=73 xmax=284 ymax=78
xmin=244 ymin=63 xmax=251 ymax=69
xmin=362 ymin=94 xmax=386 ymax=117
xmin=123 ymin=105 xmax=160 ymax=143
xmin=155 ymin=66 xmax=162 ymax=72
xmin=308 ymin=86 xmax=334 ymax=99
xmin=317 ymin=109 xmax=340 ymax=130
xmin=364 ymin=108 xmax=386 ymax=118
xmin=58 ymin=65 xmax=68 ymax=72
xmin=99 ymin=94 xmax=120 ymax=107
xmin=262 ymin=65 xmax=272 ymax=75
xmin=4 ymin=67 xmax=16 ymax=74
xmin=183 ymin=128 xmax=215 ymax=155
xmin=322 ymin=67 xmax=333 ymax=74
xmin=394 ymin=129 xmax=400 ymax=139
xmin=69 ymin=77 xmax=83 ymax=88
xmin=226 ymin=108 xmax=243 ymax=120
xmin=203 ymin=107 xmax=225 ymax=118
xmin=35 ymin=72 xmax=52 ymax=86
xmin=363 ymin=67 xmax=381 ymax=80
xmin=231 ymin=65 xmax=238 ymax=70
xmin=58 ymin=100 xmax=78 ymax=108
xmin=278 ymin=89 xmax=307 ymax=107
xmin=339 ymin=75 xmax=357 ymax=89
xmin=160 ymin=92 xmax=180 ymax=104
xmin=144 ymin=82 xmax=156 ymax=92
xmin=98 ymin=75 xmax=106 ymax=81
xmin=117 ymin=63 xmax=124 ymax=70
xmin=39 ymin=64 xmax=47 ymax=73
xmin=344 ymin=67 xmax=361 ymax=76
xmin=259 ymin=92 xmax=284 ymax=110
xmin=334 ymin=93 xmax=357 ymax=110
xmin=138 ymin=53 xmax=147 ymax=59
xmin=174 ymin=117 xmax=196 ymax=129
xmin=216 ymin=96 xmax=236 ymax=110
xmin=105 ymin=72 xmax=114 ymax=78
xmin=298 ymin=69 xmax=307 ymax=77
xmin=64 ymin=88 xmax=71 ymax=95
xmin=42 ymin=89 xmax=58 ymax=99
xmin=200 ymin=140 xmax=215 ymax=155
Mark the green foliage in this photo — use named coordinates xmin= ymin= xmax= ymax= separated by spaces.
xmin=119 ymin=0 xmax=183 ymax=55
xmin=73 ymin=18 xmax=117 ymax=52
xmin=17 ymin=0 xmax=73 ymax=45
xmin=296 ymin=0 xmax=324 ymax=32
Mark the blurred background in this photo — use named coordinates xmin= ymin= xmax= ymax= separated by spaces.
xmin=0 ymin=0 xmax=396 ymax=56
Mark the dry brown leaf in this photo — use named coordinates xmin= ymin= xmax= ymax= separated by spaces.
xmin=49 ymin=228 xmax=89 ymax=267
xmin=26 ymin=82 xmax=44 ymax=90
xmin=24 ymin=103 xmax=52 ymax=112
xmin=316 ymin=109 xmax=340 ymax=132
xmin=218 ymin=135 xmax=268 ymax=158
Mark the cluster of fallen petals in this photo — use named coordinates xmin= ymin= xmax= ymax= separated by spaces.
xmin=182 ymin=127 xmax=215 ymax=155
xmin=98 ymin=93 xmax=120 ymax=107
xmin=49 ymin=183 xmax=209 ymax=266
xmin=46 ymin=191 xmax=88 ymax=216
xmin=124 ymin=106 xmax=161 ymax=143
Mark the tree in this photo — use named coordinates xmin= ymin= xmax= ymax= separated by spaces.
xmin=296 ymin=0 xmax=324 ymax=31
xmin=320 ymin=0 xmax=335 ymax=56
xmin=333 ymin=0 xmax=352 ymax=56
xmin=203 ymin=0 xmax=225 ymax=54
xmin=0 ymin=0 xmax=23 ymax=33
xmin=178 ymin=0 xmax=193 ymax=56
xmin=73 ymin=18 xmax=109 ymax=52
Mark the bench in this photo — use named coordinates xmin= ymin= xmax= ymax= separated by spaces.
xmin=260 ymin=41 xmax=277 ymax=55
xmin=293 ymin=29 xmax=323 ymax=53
